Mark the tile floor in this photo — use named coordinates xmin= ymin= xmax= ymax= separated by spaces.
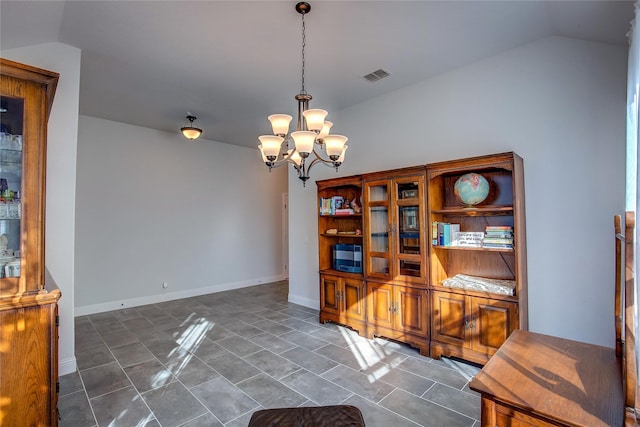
xmin=60 ymin=280 xmax=482 ymax=427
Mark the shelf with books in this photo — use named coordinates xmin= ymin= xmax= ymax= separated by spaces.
xmin=426 ymin=152 xmax=527 ymax=365
xmin=433 ymin=245 xmax=514 ymax=253
xmin=317 ymin=176 xmax=364 ymax=276
xmin=318 ymin=213 xmax=362 ymax=218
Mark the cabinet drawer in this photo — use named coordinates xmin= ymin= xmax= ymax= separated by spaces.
xmin=496 ymin=403 xmax=559 ymax=427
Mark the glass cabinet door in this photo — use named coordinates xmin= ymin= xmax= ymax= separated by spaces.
xmin=364 ymin=180 xmax=391 ymax=280
xmin=393 ymin=178 xmax=426 ymax=283
xmin=0 ymin=59 xmax=57 ymax=296
xmin=0 ymin=96 xmax=22 ymax=280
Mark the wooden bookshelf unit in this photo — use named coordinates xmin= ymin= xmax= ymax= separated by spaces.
xmin=316 ymin=152 xmax=528 ymax=364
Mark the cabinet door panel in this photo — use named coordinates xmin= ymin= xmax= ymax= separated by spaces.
xmin=320 ymin=275 xmax=340 ymax=315
xmin=396 ymin=286 xmax=428 ymax=337
xmin=471 ymin=297 xmax=518 ymax=355
xmin=343 ymin=277 xmax=365 ymax=322
xmin=364 ymin=180 xmax=392 ymax=280
xmin=432 ymin=291 xmax=468 ymax=347
xmin=0 ymin=74 xmax=49 ymax=295
xmin=0 ymin=304 xmax=55 ymax=426
xmin=366 ymin=282 xmax=394 ymax=329
xmin=393 ymin=175 xmax=427 ymax=284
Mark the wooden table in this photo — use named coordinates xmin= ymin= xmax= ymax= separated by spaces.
xmin=469 ymin=330 xmax=624 ymax=427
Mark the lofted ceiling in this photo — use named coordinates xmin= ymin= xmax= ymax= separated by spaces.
xmin=0 ymin=1 xmax=635 ymax=148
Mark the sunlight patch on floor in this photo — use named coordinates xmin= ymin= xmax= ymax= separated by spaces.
xmin=106 ymin=394 xmax=155 ymax=427
xmin=338 ymin=326 xmax=407 ymax=383
xmin=164 ymin=315 xmax=214 ymax=379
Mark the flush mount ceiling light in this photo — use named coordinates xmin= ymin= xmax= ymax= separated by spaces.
xmin=181 ymin=114 xmax=202 ymax=140
xmin=258 ymin=1 xmax=348 ymax=186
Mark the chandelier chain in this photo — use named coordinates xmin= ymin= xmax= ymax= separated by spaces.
xmin=301 ymin=11 xmax=306 ymax=94
xmin=258 ymin=2 xmax=348 ymax=185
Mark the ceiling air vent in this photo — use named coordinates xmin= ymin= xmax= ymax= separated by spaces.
xmin=363 ymin=69 xmax=390 ymax=83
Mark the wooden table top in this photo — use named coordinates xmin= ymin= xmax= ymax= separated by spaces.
xmin=469 ymin=330 xmax=624 ymax=427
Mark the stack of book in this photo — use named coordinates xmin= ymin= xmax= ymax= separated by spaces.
xmin=319 ymin=198 xmax=333 ymax=215
xmin=482 ymin=226 xmax=514 ymax=249
xmin=432 ymin=222 xmax=461 ymax=246
xmin=319 ymin=196 xmax=354 ymax=215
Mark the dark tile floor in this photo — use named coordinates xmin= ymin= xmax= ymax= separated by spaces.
xmin=60 ymin=281 xmax=481 ymax=427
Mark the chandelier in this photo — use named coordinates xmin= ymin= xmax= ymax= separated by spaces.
xmin=258 ymin=1 xmax=348 ymax=186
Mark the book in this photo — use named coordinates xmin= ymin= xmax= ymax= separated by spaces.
xmin=319 ymin=198 xmax=332 ymax=215
xmin=334 ymin=208 xmax=355 ymax=215
xmin=431 ymin=221 xmax=439 ymax=245
xmin=442 ymin=223 xmax=451 ymax=246
xmin=482 ymin=242 xmax=514 ymax=249
xmin=444 ymin=224 xmax=460 ymax=246
xmin=485 ymin=225 xmax=513 ymax=231
xmin=484 ymin=231 xmax=513 ymax=238
xmin=482 ymin=237 xmax=514 ymax=245
xmin=454 ymin=231 xmax=484 ymax=247
xmin=331 ymin=196 xmax=344 ymax=214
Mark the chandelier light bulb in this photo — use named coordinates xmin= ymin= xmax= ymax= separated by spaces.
xmin=323 ymin=135 xmax=348 ymax=160
xmin=268 ymin=114 xmax=292 ymax=136
xmin=291 ymin=131 xmax=316 ymax=156
xmin=258 ymin=135 xmax=284 ymax=159
xmin=337 ymin=145 xmax=348 ymax=163
xmin=258 ymin=145 xmax=268 ymax=163
xmin=318 ymin=121 xmax=333 ymax=139
xmin=302 ymin=109 xmax=328 ymax=132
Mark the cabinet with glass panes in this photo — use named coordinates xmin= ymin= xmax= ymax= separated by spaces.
xmin=0 ymin=57 xmax=61 ymax=426
xmin=362 ymin=166 xmax=429 ymax=355
xmin=0 ymin=96 xmax=23 ymax=280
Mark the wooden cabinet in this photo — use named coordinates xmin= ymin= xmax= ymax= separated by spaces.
xmin=366 ymin=281 xmax=429 ymax=355
xmin=0 ymin=58 xmax=61 ymax=426
xmin=317 ymin=176 xmax=365 ymax=334
xmin=361 ymin=167 xmax=429 ymax=355
xmin=362 ymin=167 xmax=427 ymax=284
xmin=320 ymin=274 xmax=365 ymax=327
xmin=431 ymin=290 xmax=518 ymax=361
xmin=427 ymin=152 xmax=527 ymax=364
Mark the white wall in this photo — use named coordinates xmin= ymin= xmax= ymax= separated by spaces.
xmin=289 ymin=36 xmax=627 ymax=348
xmin=1 ymin=42 xmax=81 ymax=375
xmin=75 ymin=116 xmax=287 ymax=313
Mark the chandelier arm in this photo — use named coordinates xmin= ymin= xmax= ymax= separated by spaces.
xmin=310 ymin=146 xmax=336 ymax=165
xmin=265 ymin=158 xmax=292 ymax=170
xmin=305 ymin=154 xmax=332 ymax=175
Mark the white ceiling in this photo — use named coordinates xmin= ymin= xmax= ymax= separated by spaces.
xmin=0 ymin=1 xmax=635 ymax=148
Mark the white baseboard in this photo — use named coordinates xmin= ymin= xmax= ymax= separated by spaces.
xmin=75 ymin=275 xmax=286 ymax=316
xmin=59 ymin=356 xmax=77 ymax=376
xmin=288 ymin=292 xmax=319 ymax=310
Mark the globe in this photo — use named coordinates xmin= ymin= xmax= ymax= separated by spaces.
xmin=454 ymin=173 xmax=490 ymax=206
